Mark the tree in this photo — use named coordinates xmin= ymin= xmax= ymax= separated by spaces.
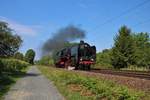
xmin=25 ymin=49 xmax=35 ymax=64
xmin=96 ymin=49 xmax=112 ymax=68
xmin=37 ymin=56 xmax=54 ymax=66
xmin=14 ymin=52 xmax=24 ymax=60
xmin=0 ymin=21 xmax=22 ymax=57
xmin=111 ymin=26 xmax=135 ymax=69
xmin=132 ymin=32 xmax=150 ymax=68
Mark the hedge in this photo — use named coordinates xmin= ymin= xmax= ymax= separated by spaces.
xmin=0 ymin=58 xmax=30 ymax=72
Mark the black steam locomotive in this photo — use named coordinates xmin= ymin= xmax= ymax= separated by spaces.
xmin=53 ymin=41 xmax=96 ymax=70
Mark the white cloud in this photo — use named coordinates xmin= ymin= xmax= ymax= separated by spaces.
xmin=0 ymin=16 xmax=39 ymax=36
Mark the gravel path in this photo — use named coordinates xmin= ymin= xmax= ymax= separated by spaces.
xmin=4 ymin=66 xmax=64 ymax=100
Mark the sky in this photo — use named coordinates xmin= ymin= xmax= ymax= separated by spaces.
xmin=0 ymin=0 xmax=150 ymax=59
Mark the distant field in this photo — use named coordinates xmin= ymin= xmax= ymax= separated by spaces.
xmin=38 ymin=65 xmax=148 ymax=100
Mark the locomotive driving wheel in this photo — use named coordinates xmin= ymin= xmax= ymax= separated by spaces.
xmin=64 ymin=62 xmax=69 ymax=69
xmin=78 ymin=64 xmax=91 ymax=70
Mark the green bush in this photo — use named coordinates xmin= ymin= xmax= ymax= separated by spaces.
xmin=96 ymin=49 xmax=112 ymax=69
xmin=13 ymin=52 xmax=24 ymax=61
xmin=1 ymin=58 xmax=30 ymax=72
xmin=36 ymin=56 xmax=54 ymax=66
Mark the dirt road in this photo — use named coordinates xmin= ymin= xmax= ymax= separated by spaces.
xmin=4 ymin=66 xmax=64 ymax=100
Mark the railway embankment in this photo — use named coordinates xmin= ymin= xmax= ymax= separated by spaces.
xmin=76 ymin=70 xmax=150 ymax=93
xmin=38 ymin=65 xmax=150 ymax=100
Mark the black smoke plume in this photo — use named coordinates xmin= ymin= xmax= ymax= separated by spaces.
xmin=42 ymin=25 xmax=85 ymax=56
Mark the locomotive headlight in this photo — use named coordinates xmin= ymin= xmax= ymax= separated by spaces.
xmin=80 ymin=58 xmax=83 ymax=61
xmin=91 ymin=58 xmax=94 ymax=61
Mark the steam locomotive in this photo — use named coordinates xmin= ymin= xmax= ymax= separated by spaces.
xmin=53 ymin=41 xmax=96 ymax=70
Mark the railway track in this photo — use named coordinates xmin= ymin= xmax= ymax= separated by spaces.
xmin=88 ymin=69 xmax=150 ymax=80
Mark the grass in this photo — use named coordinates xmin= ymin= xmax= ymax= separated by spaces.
xmin=38 ymin=65 xmax=146 ymax=100
xmin=93 ymin=65 xmax=113 ymax=69
xmin=121 ymin=65 xmax=149 ymax=72
xmin=0 ymin=66 xmax=30 ymax=100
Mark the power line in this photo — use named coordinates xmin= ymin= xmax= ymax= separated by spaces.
xmin=132 ymin=18 xmax=150 ymax=27
xmin=89 ymin=0 xmax=150 ymax=32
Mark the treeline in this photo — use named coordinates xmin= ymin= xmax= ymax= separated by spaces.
xmin=96 ymin=26 xmax=150 ymax=70
xmin=0 ymin=21 xmax=36 ymax=74
xmin=36 ymin=56 xmax=54 ymax=66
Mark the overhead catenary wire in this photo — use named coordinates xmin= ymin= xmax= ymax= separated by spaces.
xmin=89 ymin=0 xmax=150 ymax=32
xmin=132 ymin=18 xmax=150 ymax=28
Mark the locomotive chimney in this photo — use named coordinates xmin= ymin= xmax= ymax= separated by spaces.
xmin=80 ymin=40 xmax=84 ymax=44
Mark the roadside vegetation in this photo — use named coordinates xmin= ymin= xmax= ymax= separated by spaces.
xmin=38 ymin=66 xmax=146 ymax=100
xmin=36 ymin=56 xmax=54 ymax=66
xmin=0 ymin=58 xmax=30 ymax=99
xmin=95 ymin=49 xmax=113 ymax=69
xmin=0 ymin=21 xmax=35 ymax=99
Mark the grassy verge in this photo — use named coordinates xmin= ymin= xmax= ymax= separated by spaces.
xmin=38 ymin=66 xmax=146 ymax=100
xmin=121 ymin=66 xmax=149 ymax=72
xmin=0 ymin=66 xmax=30 ymax=100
